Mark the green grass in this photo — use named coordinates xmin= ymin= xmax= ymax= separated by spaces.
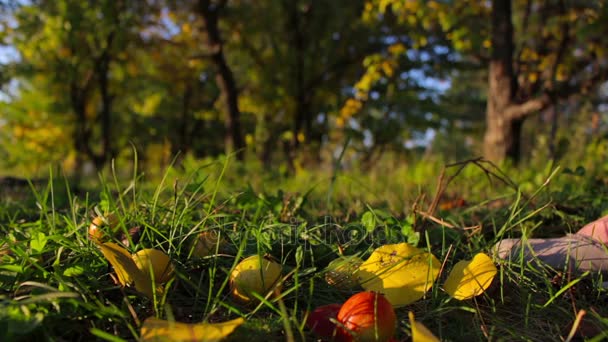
xmin=2 ymin=156 xmax=608 ymax=341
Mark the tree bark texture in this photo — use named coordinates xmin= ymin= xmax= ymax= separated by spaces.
xmin=69 ymin=32 xmax=117 ymax=176
xmin=484 ymin=0 xmax=517 ymax=162
xmin=198 ymin=0 xmax=245 ymax=161
xmin=483 ymin=0 xmax=550 ymax=162
xmin=94 ymin=32 xmax=115 ymax=170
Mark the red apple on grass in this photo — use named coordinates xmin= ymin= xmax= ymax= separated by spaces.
xmin=306 ymin=303 xmax=343 ymax=340
xmin=336 ymin=291 xmax=396 ymax=342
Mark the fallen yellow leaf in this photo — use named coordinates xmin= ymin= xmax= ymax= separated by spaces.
xmin=357 ymin=243 xmax=440 ymax=307
xmin=98 ymin=242 xmax=162 ymax=298
xmin=132 ymin=248 xmax=175 ymax=284
xmin=443 ymin=252 xmax=497 ymax=300
xmin=140 ymin=317 xmax=244 ymax=342
xmin=98 ymin=242 xmax=137 ymax=286
xmin=409 ymin=312 xmax=439 ymax=342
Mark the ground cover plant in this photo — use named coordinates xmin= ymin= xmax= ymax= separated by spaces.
xmin=3 ymin=0 xmax=608 ymax=340
xmin=2 ymin=157 xmax=608 ymax=341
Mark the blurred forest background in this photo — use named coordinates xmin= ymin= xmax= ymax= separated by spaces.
xmin=1 ymin=0 xmax=608 ymax=184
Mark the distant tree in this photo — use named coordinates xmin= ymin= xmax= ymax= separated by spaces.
xmin=356 ymin=0 xmax=608 ymax=163
xmin=129 ymin=5 xmax=224 ymax=165
xmin=2 ymin=0 xmax=148 ymax=176
xmin=191 ymin=0 xmax=389 ymax=170
xmin=196 ymin=0 xmax=245 ymax=161
xmin=335 ymin=1 xmax=458 ymax=166
xmin=484 ymin=0 xmax=608 ymax=162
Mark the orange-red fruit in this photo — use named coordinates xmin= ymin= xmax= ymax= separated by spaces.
xmin=306 ymin=303 xmax=342 ymax=340
xmin=336 ymin=291 xmax=396 ymax=342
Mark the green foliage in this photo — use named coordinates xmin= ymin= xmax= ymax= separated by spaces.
xmin=2 ymin=1 xmax=608 ymax=339
xmin=1 ymin=156 xmax=608 ymax=340
xmin=1 ymin=0 xmax=608 ymax=174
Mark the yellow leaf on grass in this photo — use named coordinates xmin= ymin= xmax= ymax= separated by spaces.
xmin=140 ymin=317 xmax=244 ymax=342
xmin=409 ymin=312 xmax=439 ymax=342
xmin=99 ymin=242 xmax=139 ymax=286
xmin=444 ymin=252 xmax=497 ymax=300
xmin=98 ymin=242 xmax=160 ymax=298
xmin=358 ymin=243 xmax=440 ymax=307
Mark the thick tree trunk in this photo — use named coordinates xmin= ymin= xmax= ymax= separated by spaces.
xmin=483 ymin=0 xmax=517 ymax=162
xmin=198 ymin=0 xmax=245 ymax=161
xmin=484 ymin=0 xmax=551 ymax=162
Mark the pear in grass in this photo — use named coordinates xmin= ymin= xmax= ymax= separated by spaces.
xmin=230 ymin=255 xmax=282 ymax=303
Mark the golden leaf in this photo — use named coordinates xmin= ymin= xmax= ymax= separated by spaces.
xmin=409 ymin=312 xmax=439 ymax=342
xmin=357 ymin=243 xmax=440 ymax=307
xmin=98 ymin=242 xmax=160 ymax=298
xmin=98 ymin=242 xmax=139 ymax=286
xmin=443 ymin=253 xmax=497 ymax=300
xmin=140 ymin=317 xmax=244 ymax=342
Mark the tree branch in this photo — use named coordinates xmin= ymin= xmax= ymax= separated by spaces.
xmin=189 ymin=44 xmax=221 ymax=59
xmin=505 ymin=93 xmax=551 ymax=120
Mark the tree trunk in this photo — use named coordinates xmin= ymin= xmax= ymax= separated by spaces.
xmin=547 ymin=103 xmax=558 ymax=160
xmin=70 ymin=81 xmax=88 ymax=183
xmin=198 ymin=0 xmax=245 ymax=161
xmin=280 ymin=0 xmax=309 ymax=171
xmin=483 ymin=0 xmax=517 ymax=162
xmin=483 ymin=0 xmax=552 ymax=163
xmin=68 ymin=33 xmax=117 ymax=178
xmin=173 ymin=83 xmax=193 ymax=162
xmin=287 ymin=0 xmax=310 ymax=149
xmin=94 ymin=32 xmax=115 ymax=171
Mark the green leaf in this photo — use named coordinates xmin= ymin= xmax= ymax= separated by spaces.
xmin=30 ymin=232 xmax=48 ymax=254
xmin=361 ymin=211 xmax=376 ymax=233
xmin=0 ymin=265 xmax=24 ymax=273
xmin=63 ymin=265 xmax=84 ymax=277
xmin=90 ymin=328 xmax=128 ymax=342
xmin=401 ymin=218 xmax=420 ymax=245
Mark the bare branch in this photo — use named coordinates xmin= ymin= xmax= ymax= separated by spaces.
xmin=189 ymin=44 xmax=221 ymax=59
xmin=505 ymin=93 xmax=551 ymax=120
